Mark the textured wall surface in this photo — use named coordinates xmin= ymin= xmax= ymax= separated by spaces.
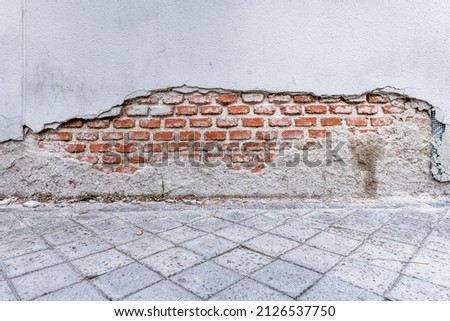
xmin=1 ymin=0 xmax=450 ymax=142
xmin=0 ymin=89 xmax=437 ymax=198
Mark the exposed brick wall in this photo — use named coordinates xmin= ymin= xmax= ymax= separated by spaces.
xmin=31 ymin=90 xmax=431 ymax=174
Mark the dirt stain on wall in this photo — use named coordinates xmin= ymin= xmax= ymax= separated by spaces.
xmin=349 ymin=135 xmax=386 ymax=197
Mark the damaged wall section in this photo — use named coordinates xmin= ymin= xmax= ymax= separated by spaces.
xmin=1 ymin=88 xmax=441 ymax=199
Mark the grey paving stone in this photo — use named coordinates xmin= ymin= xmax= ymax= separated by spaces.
xmin=333 ymin=211 xmax=390 ymax=233
xmin=326 ymin=226 xmax=369 ymax=241
xmin=387 ymin=276 xmax=450 ymax=301
xmin=306 ymin=232 xmax=362 ymax=256
xmin=71 ymin=212 xmax=113 ymax=224
xmin=213 ymin=248 xmax=273 ymax=275
xmin=117 ymin=235 xmax=173 ymax=260
xmin=350 ymin=237 xmax=417 ymax=272
xmin=170 ymin=210 xmax=208 ymax=224
xmin=303 ymin=209 xmax=353 ymax=224
xmin=182 ymin=234 xmax=237 ymax=259
xmin=211 ymin=278 xmax=292 ymax=301
xmin=398 ymin=208 xmax=443 ymax=223
xmin=0 ymin=219 xmax=27 ymax=233
xmin=240 ymin=215 xmax=284 ymax=232
xmin=282 ymin=245 xmax=342 ymax=273
xmin=12 ymin=263 xmax=83 ymax=300
xmin=158 ymin=225 xmax=206 ymax=244
xmin=92 ymin=263 xmax=161 ymax=300
xmin=328 ymin=258 xmax=399 ymax=295
xmin=0 ymin=237 xmax=49 ymax=260
xmin=141 ymin=247 xmax=203 ymax=277
xmin=213 ymin=210 xmax=257 ymax=223
xmin=71 ymin=249 xmax=134 ymax=277
xmin=3 ymin=249 xmax=63 ymax=278
xmin=243 ymin=233 xmax=299 ymax=257
xmin=423 ymin=231 xmax=450 ymax=254
xmin=251 ymin=260 xmax=321 ymax=298
xmin=35 ymin=281 xmax=106 ymax=301
xmin=372 ymin=224 xmax=428 ymax=246
xmin=403 ymin=253 xmax=450 ymax=288
xmin=214 ymin=224 xmax=262 ymax=243
xmin=389 ymin=216 xmax=433 ymax=234
xmin=56 ymin=235 xmax=112 ymax=260
xmin=299 ymin=276 xmax=384 ymax=301
xmin=83 ymin=217 xmax=132 ymax=234
xmin=0 ymin=281 xmax=16 ymax=301
xmin=188 ymin=217 xmax=232 ymax=233
xmin=124 ymin=280 xmax=200 ymax=301
xmin=270 ymin=223 xmax=322 ymax=243
xmin=137 ymin=217 xmax=183 ymax=234
xmin=42 ymin=226 xmax=93 ymax=246
xmin=100 ymin=227 xmax=146 ymax=246
xmin=171 ymin=262 xmax=242 ymax=299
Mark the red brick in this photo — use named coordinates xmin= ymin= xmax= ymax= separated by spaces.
xmin=243 ymin=118 xmax=264 ymax=127
xmin=64 ymin=144 xmax=85 ymax=153
xmin=46 ymin=132 xmax=73 ymax=141
xmin=162 ymin=93 xmax=184 ymax=104
xmin=205 ymin=131 xmax=227 ymax=141
xmin=190 ymin=118 xmax=213 ymax=127
xmin=216 ymin=93 xmax=237 ymax=104
xmin=90 ymin=143 xmax=112 ymax=152
xmin=321 ymin=117 xmax=342 ymax=126
xmin=280 ymin=104 xmax=302 ymax=115
xmin=116 ymin=143 xmax=137 ymax=153
xmin=329 ymin=104 xmax=352 ymax=114
xmin=356 ymin=104 xmax=377 ymax=115
xmin=268 ymin=94 xmax=291 ymax=103
xmin=103 ymin=153 xmax=122 ymax=164
xmin=102 ymin=132 xmax=123 ymax=141
xmin=228 ymin=104 xmax=250 ymax=115
xmin=114 ymin=166 xmax=137 ymax=174
xmin=144 ymin=143 xmax=164 ymax=153
xmin=76 ymin=132 xmax=99 ymax=141
xmin=201 ymin=105 xmax=223 ymax=115
xmin=87 ymin=120 xmax=110 ymax=129
xmin=309 ymin=129 xmax=329 ymax=138
xmin=136 ymin=95 xmax=159 ymax=104
xmin=370 ymin=117 xmax=394 ymax=126
xmin=256 ymin=131 xmax=278 ymax=140
xmin=230 ymin=130 xmax=252 ymax=140
xmin=154 ymin=132 xmax=174 ymax=141
xmin=242 ymin=93 xmax=264 ymax=103
xmin=243 ymin=142 xmax=265 ymax=151
xmin=129 ymin=131 xmax=150 ymax=140
xmin=293 ymin=94 xmax=317 ymax=103
xmin=250 ymin=163 xmax=265 ymax=173
xmin=129 ymin=154 xmax=148 ymax=164
xmin=176 ymin=105 xmax=198 ymax=115
xmin=269 ymin=117 xmax=292 ymax=127
xmin=180 ymin=131 xmax=201 ymax=141
xmin=367 ymin=93 xmax=389 ymax=103
xmin=346 ymin=117 xmax=368 ymax=127
xmin=305 ymin=104 xmax=327 ymax=114
xmin=382 ymin=105 xmax=406 ymax=114
xmin=294 ymin=117 xmax=317 ymax=127
xmin=253 ymin=105 xmax=276 ymax=115
xmin=113 ymin=118 xmax=136 ymax=128
xmin=217 ymin=118 xmax=238 ymax=128
xmin=164 ymin=118 xmax=186 ymax=128
xmin=168 ymin=142 xmax=190 ymax=152
xmin=139 ymin=119 xmax=160 ymax=128
xmin=189 ymin=94 xmax=211 ymax=104
xmin=76 ymin=154 xmax=99 ymax=164
xmin=282 ymin=130 xmax=304 ymax=139
xmin=61 ymin=120 xmax=83 ymax=128
xmin=37 ymin=142 xmax=61 ymax=152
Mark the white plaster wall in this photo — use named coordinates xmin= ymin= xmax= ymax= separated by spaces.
xmin=1 ymin=0 xmax=450 ymax=140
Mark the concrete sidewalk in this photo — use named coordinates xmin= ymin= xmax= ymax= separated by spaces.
xmin=0 ymin=199 xmax=449 ymax=301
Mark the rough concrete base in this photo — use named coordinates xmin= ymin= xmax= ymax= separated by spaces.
xmin=0 ymin=122 xmax=446 ymax=199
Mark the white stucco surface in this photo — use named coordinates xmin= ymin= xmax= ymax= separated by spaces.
xmin=1 ymin=0 xmax=450 ymax=140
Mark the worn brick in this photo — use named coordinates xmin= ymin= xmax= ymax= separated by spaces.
xmin=217 ymin=118 xmax=238 ymax=128
xmin=346 ymin=117 xmax=368 ymax=127
xmin=356 ymin=104 xmax=378 ymax=115
xmin=162 ymin=93 xmax=184 ymax=105
xmin=371 ymin=117 xmax=394 ymax=126
xmin=190 ymin=118 xmax=213 ymax=127
xmin=280 ymin=104 xmax=302 ymax=115
xmin=150 ymin=106 xmax=174 ymax=117
xmin=367 ymin=93 xmax=389 ymax=103
xmin=294 ymin=117 xmax=317 ymax=127
xmin=201 ymin=105 xmax=223 ymax=115
xmin=309 ymin=129 xmax=329 ymax=138
xmin=282 ymin=130 xmax=304 ymax=139
xmin=242 ymin=93 xmax=264 ymax=103
xmin=228 ymin=104 xmax=250 ymax=115
xmin=256 ymin=131 xmax=278 ymax=140
xmin=113 ymin=119 xmax=136 ymax=129
xmin=90 ymin=143 xmax=112 ymax=152
xmin=269 ymin=118 xmax=292 ymax=127
xmin=382 ymin=105 xmax=406 ymax=114
xmin=154 ymin=132 xmax=175 ymax=141
xmin=189 ymin=94 xmax=211 ymax=104
xmin=139 ymin=119 xmax=161 ymax=129
xmin=180 ymin=131 xmax=201 ymax=141
xmin=254 ymin=105 xmax=276 ymax=115
xmin=87 ymin=120 xmax=110 ymax=129
xmin=103 ymin=153 xmax=122 ymax=164
xmin=230 ymin=130 xmax=252 ymax=140
xmin=293 ymin=94 xmax=317 ymax=103
xmin=216 ymin=94 xmax=238 ymax=104
xmin=305 ymin=105 xmax=327 ymax=114
xmin=330 ymin=104 xmax=352 ymax=114
xmin=102 ymin=132 xmax=123 ymax=141
xmin=243 ymin=118 xmax=264 ymax=127
xmin=205 ymin=131 xmax=227 ymax=141
xmin=76 ymin=132 xmax=99 ymax=141
xmin=64 ymin=144 xmax=85 ymax=153
xmin=116 ymin=143 xmax=137 ymax=153
xmin=129 ymin=131 xmax=150 ymax=140
xmin=47 ymin=132 xmax=73 ymax=141
xmin=61 ymin=120 xmax=83 ymax=128
xmin=164 ymin=118 xmax=186 ymax=128
xmin=268 ymin=94 xmax=291 ymax=103
xmin=321 ymin=117 xmax=343 ymax=126
xmin=176 ymin=105 xmax=198 ymax=115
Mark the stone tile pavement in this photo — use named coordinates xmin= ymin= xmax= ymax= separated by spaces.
xmin=1 ymin=199 xmax=450 ymax=301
